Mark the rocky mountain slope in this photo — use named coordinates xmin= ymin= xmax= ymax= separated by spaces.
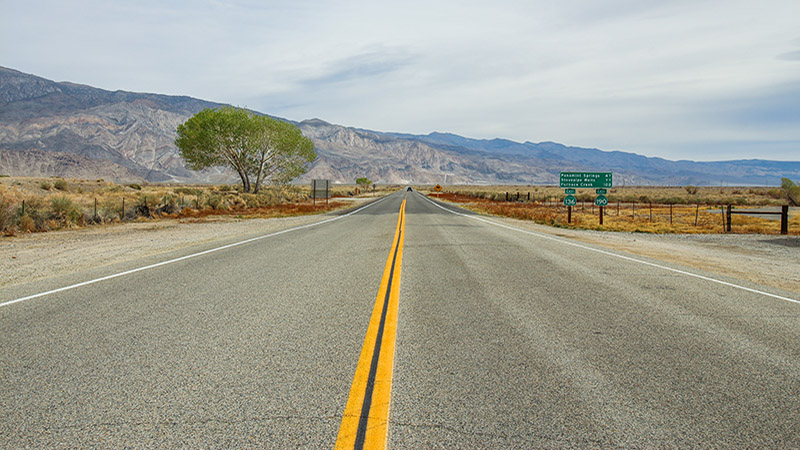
xmin=1 ymin=66 xmax=798 ymax=186
xmin=0 ymin=66 xmax=230 ymax=183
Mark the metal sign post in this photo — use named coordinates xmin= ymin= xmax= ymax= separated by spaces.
xmin=312 ymin=179 xmax=331 ymax=205
xmin=560 ymin=172 xmax=613 ymax=226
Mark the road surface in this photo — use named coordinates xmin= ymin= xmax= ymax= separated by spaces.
xmin=1 ymin=190 xmax=799 ymax=448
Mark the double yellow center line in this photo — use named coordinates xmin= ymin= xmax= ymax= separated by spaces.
xmin=335 ymin=198 xmax=406 ymax=450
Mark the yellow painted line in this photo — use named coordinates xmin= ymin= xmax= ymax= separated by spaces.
xmin=335 ymin=198 xmax=406 ymax=450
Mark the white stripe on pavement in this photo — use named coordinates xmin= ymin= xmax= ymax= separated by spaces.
xmin=421 ymin=194 xmax=800 ymax=306
xmin=1 ymin=197 xmax=390 ymax=308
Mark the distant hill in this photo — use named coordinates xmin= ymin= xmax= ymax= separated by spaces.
xmin=1 ymin=66 xmax=798 ymax=185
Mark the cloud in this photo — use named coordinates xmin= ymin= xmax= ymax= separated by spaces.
xmin=299 ymin=49 xmax=414 ymax=88
xmin=2 ymin=0 xmax=799 ymax=161
xmin=777 ymin=50 xmax=800 ymax=61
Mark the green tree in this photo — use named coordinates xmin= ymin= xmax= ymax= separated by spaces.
xmin=781 ymin=178 xmax=799 ymax=206
xmin=356 ymin=177 xmax=372 ymax=192
xmin=175 ymin=107 xmax=315 ymax=193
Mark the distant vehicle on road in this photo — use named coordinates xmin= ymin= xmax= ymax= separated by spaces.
xmin=406 ymin=187 xmax=412 ymax=192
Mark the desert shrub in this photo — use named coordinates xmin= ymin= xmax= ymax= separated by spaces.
xmin=49 ymin=195 xmax=84 ymax=227
xmin=205 ymin=194 xmax=223 ymax=209
xmin=18 ymin=198 xmax=47 ymax=231
xmin=18 ymin=215 xmax=35 ymax=232
xmin=685 ymin=185 xmax=698 ymax=195
xmin=224 ymin=194 xmax=246 ymax=210
xmin=174 ymin=187 xmax=203 ymax=196
xmin=766 ymin=189 xmax=782 ymax=199
xmin=40 ymin=181 xmax=52 ymax=190
xmin=53 ymin=179 xmax=69 ymax=191
xmin=128 ymin=183 xmax=142 ymax=190
xmin=0 ymin=194 xmax=16 ymax=232
xmin=156 ymin=194 xmax=179 ymax=215
xmin=132 ymin=196 xmax=153 ymax=218
xmin=661 ymin=197 xmax=682 ymax=205
xmin=99 ymin=197 xmax=124 ymax=221
xmin=719 ymin=197 xmax=748 ymax=206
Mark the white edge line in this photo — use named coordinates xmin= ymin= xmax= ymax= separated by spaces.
xmin=421 ymin=195 xmax=800 ymax=306
xmin=0 ymin=197 xmax=390 ymax=308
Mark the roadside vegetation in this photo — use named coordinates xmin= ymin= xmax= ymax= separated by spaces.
xmin=425 ymin=184 xmax=799 ymax=235
xmin=0 ymin=177 xmax=381 ymax=236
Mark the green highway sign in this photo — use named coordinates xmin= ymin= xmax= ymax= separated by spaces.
xmin=564 ymin=188 xmax=576 ymax=194
xmin=564 ymin=195 xmax=577 ymax=206
xmin=595 ymin=195 xmax=608 ymax=206
xmin=560 ymin=172 xmax=613 ymax=189
xmin=595 ymin=188 xmax=607 ymax=194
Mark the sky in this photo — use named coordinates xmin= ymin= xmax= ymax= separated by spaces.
xmin=1 ymin=0 xmax=799 ymax=161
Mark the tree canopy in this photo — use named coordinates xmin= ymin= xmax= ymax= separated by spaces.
xmin=781 ymin=178 xmax=799 ymax=206
xmin=175 ymin=107 xmax=315 ymax=193
xmin=356 ymin=177 xmax=372 ymax=191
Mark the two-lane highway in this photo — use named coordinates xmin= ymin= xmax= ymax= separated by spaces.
xmin=394 ymin=193 xmax=800 ymax=447
xmin=2 ymin=191 xmax=799 ymax=448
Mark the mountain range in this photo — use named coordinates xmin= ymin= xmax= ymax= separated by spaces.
xmin=1 ymin=66 xmax=797 ymax=186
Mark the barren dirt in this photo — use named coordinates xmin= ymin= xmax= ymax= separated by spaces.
xmin=489 ymin=216 xmax=800 ymax=295
xmin=0 ymin=214 xmax=332 ymax=289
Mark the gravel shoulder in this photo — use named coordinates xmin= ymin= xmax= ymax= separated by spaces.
xmin=2 ymin=198 xmax=798 ymax=295
xmin=488 ymin=215 xmax=800 ymax=295
xmin=0 ymin=198 xmax=374 ymax=290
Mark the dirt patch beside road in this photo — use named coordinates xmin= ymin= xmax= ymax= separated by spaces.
xmin=490 ymin=216 xmax=800 ymax=295
xmin=0 ymin=213 xmax=338 ymax=289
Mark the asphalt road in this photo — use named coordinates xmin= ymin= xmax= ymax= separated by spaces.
xmin=2 ymin=191 xmax=799 ymax=448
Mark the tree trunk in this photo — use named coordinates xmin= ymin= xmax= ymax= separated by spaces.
xmin=238 ymin=172 xmax=251 ymax=193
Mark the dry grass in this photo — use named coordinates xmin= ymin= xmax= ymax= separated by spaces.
xmin=422 ymin=184 xmax=791 ymax=206
xmin=0 ymin=177 xmax=360 ymax=236
xmin=429 ymin=192 xmax=798 ymax=235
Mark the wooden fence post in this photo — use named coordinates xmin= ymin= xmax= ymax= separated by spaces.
xmin=781 ymin=205 xmax=789 ymax=235
xmin=726 ymin=204 xmax=732 ymax=233
xmin=720 ymin=206 xmax=725 ymax=232
xmin=695 ymin=204 xmax=699 ymax=227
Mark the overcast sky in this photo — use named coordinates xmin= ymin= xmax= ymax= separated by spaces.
xmin=2 ymin=0 xmax=799 ymax=161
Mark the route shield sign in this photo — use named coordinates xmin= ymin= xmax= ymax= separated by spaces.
xmin=564 ymin=195 xmax=577 ymax=206
xmin=594 ymin=195 xmax=608 ymax=206
xmin=560 ymin=172 xmax=613 ymax=189
xmin=564 ymin=188 xmax=576 ymax=194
